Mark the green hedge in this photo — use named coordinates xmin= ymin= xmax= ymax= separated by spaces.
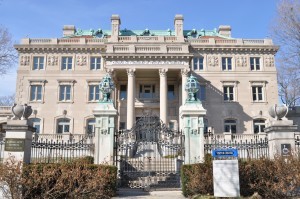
xmin=181 ymin=155 xmax=300 ymax=198
xmin=22 ymin=158 xmax=117 ymax=199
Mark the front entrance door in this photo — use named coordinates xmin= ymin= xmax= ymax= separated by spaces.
xmin=115 ymin=114 xmax=184 ymax=189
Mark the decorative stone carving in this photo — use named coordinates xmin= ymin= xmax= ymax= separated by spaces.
xmin=126 ymin=68 xmax=136 ymax=77
xmin=268 ymin=104 xmax=288 ymax=120
xmin=236 ymin=56 xmax=247 ymax=67
xmin=11 ymin=104 xmax=33 ymax=120
xmin=265 ymin=56 xmax=274 ymax=67
xmin=47 ymin=55 xmax=58 ymax=66
xmin=76 ymin=55 xmax=87 ymax=66
xmin=208 ymin=56 xmax=218 ymax=67
xmin=106 ymin=60 xmax=188 ymax=65
xmin=159 ymin=68 xmax=168 ymax=77
xmin=180 ymin=68 xmax=189 ymax=76
xmin=20 ymin=56 xmax=30 ymax=66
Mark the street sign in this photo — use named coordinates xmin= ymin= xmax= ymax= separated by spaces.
xmin=212 ymin=149 xmax=238 ymax=158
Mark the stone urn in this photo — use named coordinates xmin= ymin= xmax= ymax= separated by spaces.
xmin=268 ymin=104 xmax=288 ymax=120
xmin=11 ymin=104 xmax=33 ymax=120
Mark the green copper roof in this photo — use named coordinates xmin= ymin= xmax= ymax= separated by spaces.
xmin=67 ymin=28 xmax=230 ymax=39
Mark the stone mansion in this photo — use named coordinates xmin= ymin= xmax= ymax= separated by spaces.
xmin=13 ymin=15 xmax=279 ymax=135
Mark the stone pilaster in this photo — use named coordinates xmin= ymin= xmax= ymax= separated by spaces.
xmin=181 ymin=68 xmax=189 ymax=105
xmin=126 ymin=69 xmax=136 ymax=129
xmin=159 ymin=68 xmax=168 ymax=124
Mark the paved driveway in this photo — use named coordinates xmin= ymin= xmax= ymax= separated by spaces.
xmin=112 ymin=189 xmax=186 ymax=199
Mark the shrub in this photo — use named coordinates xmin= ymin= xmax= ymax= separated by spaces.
xmin=22 ymin=159 xmax=117 ymax=199
xmin=181 ymin=155 xmax=300 ymax=198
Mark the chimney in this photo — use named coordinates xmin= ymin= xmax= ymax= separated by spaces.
xmin=218 ymin=25 xmax=231 ymax=38
xmin=63 ymin=25 xmax=76 ymax=37
xmin=111 ymin=15 xmax=121 ymax=42
xmin=174 ymin=14 xmax=184 ymax=41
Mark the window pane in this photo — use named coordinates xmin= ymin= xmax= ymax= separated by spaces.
xmin=228 ymin=58 xmax=232 ymax=70
xmin=36 ymin=86 xmax=42 ymax=100
xmin=39 ymin=57 xmax=44 ymax=69
xmin=58 ymin=125 xmax=63 ymax=134
xmin=199 ymin=57 xmax=204 ymax=70
xmin=89 ymin=86 xmax=94 ymax=101
xmin=64 ymin=124 xmax=70 ymax=133
xmin=231 ymin=125 xmax=236 ymax=133
xmin=193 ymin=58 xmax=198 ymax=70
xmin=222 ymin=58 xmax=226 ymax=70
xmin=33 ymin=57 xmax=38 ymax=70
xmin=252 ymin=87 xmax=257 ymax=101
xmin=30 ymin=86 xmax=36 ymax=101
xmin=66 ymin=86 xmax=71 ymax=100
xmin=95 ymin=86 xmax=100 ymax=100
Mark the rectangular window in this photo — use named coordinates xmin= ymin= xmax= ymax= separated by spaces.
xmin=252 ymin=86 xmax=263 ymax=101
xmin=90 ymin=57 xmax=101 ymax=70
xmin=30 ymin=85 xmax=42 ymax=101
xmin=61 ymin=57 xmax=73 ymax=70
xmin=120 ymin=122 xmax=126 ymax=130
xmin=33 ymin=57 xmax=44 ymax=70
xmin=193 ymin=57 xmax=204 ymax=70
xmin=139 ymin=85 xmax=155 ymax=99
xmin=250 ymin=57 xmax=260 ymax=71
xmin=120 ymin=85 xmax=127 ymax=100
xmin=59 ymin=85 xmax=71 ymax=101
xmin=168 ymin=85 xmax=175 ymax=100
xmin=89 ymin=85 xmax=100 ymax=101
xmin=223 ymin=86 xmax=234 ymax=101
xmin=222 ymin=57 xmax=232 ymax=71
xmin=224 ymin=119 xmax=237 ymax=134
xmin=169 ymin=122 xmax=175 ymax=130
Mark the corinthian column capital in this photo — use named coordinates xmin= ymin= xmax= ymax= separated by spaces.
xmin=126 ymin=68 xmax=136 ymax=77
xmin=181 ymin=68 xmax=190 ymax=76
xmin=159 ymin=68 xmax=168 ymax=77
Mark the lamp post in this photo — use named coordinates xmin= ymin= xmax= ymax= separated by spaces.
xmin=185 ymin=75 xmax=200 ymax=102
xmin=99 ymin=74 xmax=115 ymax=102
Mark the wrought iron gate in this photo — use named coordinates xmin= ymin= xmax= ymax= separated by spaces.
xmin=114 ymin=114 xmax=184 ymax=189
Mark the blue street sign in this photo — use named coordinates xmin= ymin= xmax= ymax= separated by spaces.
xmin=212 ymin=149 xmax=238 ymax=158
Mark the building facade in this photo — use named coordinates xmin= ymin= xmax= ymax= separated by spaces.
xmin=14 ymin=15 xmax=279 ymax=135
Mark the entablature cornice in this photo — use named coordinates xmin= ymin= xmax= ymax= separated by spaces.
xmin=190 ymin=46 xmax=279 ymax=54
xmin=103 ymin=53 xmax=192 ymax=59
xmin=14 ymin=45 xmax=106 ymax=54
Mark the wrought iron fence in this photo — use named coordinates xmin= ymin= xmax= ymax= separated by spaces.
xmin=31 ymin=136 xmax=94 ymax=163
xmin=204 ymin=137 xmax=269 ymax=160
xmin=296 ymin=136 xmax=300 ymax=157
xmin=0 ymin=139 xmax=4 ymax=163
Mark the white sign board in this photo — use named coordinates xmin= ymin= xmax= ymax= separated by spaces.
xmin=213 ymin=159 xmax=240 ymax=197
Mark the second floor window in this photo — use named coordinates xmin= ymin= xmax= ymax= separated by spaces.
xmin=139 ymin=85 xmax=155 ymax=99
xmin=90 ymin=57 xmax=101 ymax=70
xmin=59 ymin=85 xmax=71 ymax=101
xmin=250 ymin=57 xmax=260 ymax=71
xmin=33 ymin=57 xmax=44 ymax=70
xmin=168 ymin=85 xmax=175 ymax=100
xmin=61 ymin=57 xmax=73 ymax=70
xmin=193 ymin=57 xmax=204 ymax=70
xmin=89 ymin=85 xmax=100 ymax=101
xmin=30 ymin=85 xmax=42 ymax=101
xmin=223 ymin=86 xmax=234 ymax=101
xmin=120 ymin=85 xmax=127 ymax=100
xmin=222 ymin=57 xmax=232 ymax=71
xmin=252 ymin=86 xmax=263 ymax=102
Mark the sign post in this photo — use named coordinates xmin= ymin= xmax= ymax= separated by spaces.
xmin=212 ymin=148 xmax=240 ymax=198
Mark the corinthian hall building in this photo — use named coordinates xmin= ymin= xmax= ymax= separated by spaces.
xmin=14 ymin=15 xmax=279 ymax=136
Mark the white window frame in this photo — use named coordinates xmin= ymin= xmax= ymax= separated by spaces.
xmin=90 ymin=57 xmax=101 ymax=70
xmin=28 ymin=80 xmax=46 ymax=103
xmin=57 ymin=118 xmax=71 ymax=134
xmin=32 ymin=56 xmax=45 ymax=70
xmin=253 ymin=119 xmax=266 ymax=134
xmin=57 ymin=80 xmax=75 ymax=103
xmin=29 ymin=118 xmax=42 ymax=134
xmin=86 ymin=80 xmax=101 ymax=103
xmin=86 ymin=118 xmax=96 ymax=135
xmin=222 ymin=57 xmax=232 ymax=71
xmin=221 ymin=81 xmax=238 ymax=102
xmin=193 ymin=57 xmax=204 ymax=71
xmin=250 ymin=81 xmax=267 ymax=103
xmin=61 ymin=56 xmax=73 ymax=70
xmin=224 ymin=119 xmax=237 ymax=134
xmin=250 ymin=57 xmax=261 ymax=71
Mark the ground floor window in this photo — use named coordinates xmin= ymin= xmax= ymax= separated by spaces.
xmin=29 ymin=118 xmax=41 ymax=134
xmin=253 ymin=119 xmax=265 ymax=134
xmin=224 ymin=119 xmax=237 ymax=133
xmin=87 ymin=119 xmax=96 ymax=134
xmin=57 ymin=118 xmax=70 ymax=134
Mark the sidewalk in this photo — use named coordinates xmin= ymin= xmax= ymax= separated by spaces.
xmin=112 ymin=189 xmax=186 ymax=199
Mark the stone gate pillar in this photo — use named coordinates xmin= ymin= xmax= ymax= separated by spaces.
xmin=265 ymin=105 xmax=298 ymax=159
xmin=3 ymin=104 xmax=35 ymax=164
xmin=179 ymin=75 xmax=207 ymax=164
xmin=93 ymin=74 xmax=117 ymax=165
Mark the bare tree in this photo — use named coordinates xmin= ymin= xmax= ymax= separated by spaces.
xmin=272 ymin=0 xmax=300 ymax=107
xmin=0 ymin=94 xmax=15 ymax=106
xmin=0 ymin=26 xmax=16 ymax=76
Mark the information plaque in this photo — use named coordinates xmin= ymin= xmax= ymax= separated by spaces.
xmin=4 ymin=138 xmax=25 ymax=152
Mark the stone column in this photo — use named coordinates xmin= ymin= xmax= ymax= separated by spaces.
xmin=4 ymin=120 xmax=35 ymax=164
xmin=127 ymin=69 xmax=136 ymax=129
xmin=265 ymin=120 xmax=298 ymax=159
xmin=181 ymin=68 xmax=189 ymax=105
xmin=159 ymin=68 xmax=168 ymax=124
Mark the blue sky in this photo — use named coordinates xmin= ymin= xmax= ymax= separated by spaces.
xmin=0 ymin=0 xmax=279 ymax=97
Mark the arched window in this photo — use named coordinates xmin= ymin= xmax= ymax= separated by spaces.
xmin=57 ymin=118 xmax=70 ymax=134
xmin=253 ymin=119 xmax=266 ymax=134
xmin=29 ymin=118 xmax=41 ymax=134
xmin=86 ymin=119 xmax=96 ymax=135
xmin=224 ymin=119 xmax=237 ymax=134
